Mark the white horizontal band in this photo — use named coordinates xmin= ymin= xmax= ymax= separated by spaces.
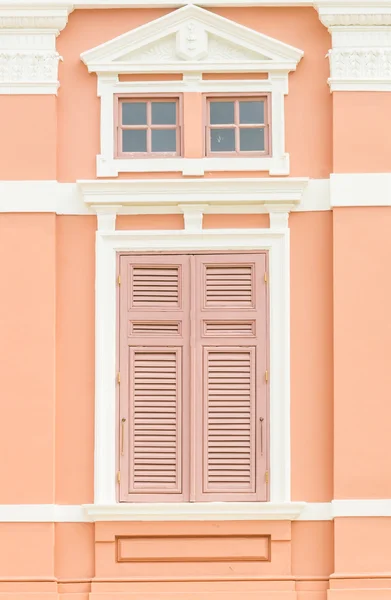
xmin=2 ymin=175 xmax=391 ymax=213
xmin=0 ymin=179 xmax=331 ymax=214
xmin=330 ymin=173 xmax=391 ymax=207
xmin=0 ymin=500 xmax=390 ymax=522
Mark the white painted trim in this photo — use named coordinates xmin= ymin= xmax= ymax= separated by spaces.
xmin=316 ymin=3 xmax=391 ymax=92
xmin=0 ymin=179 xmax=332 ymax=214
xmin=84 ymin=502 xmax=307 ymax=521
xmin=0 ymin=504 xmax=87 ymax=523
xmin=329 ymin=80 xmax=391 ymax=93
xmin=93 ymin=228 xmax=291 ymax=506
xmin=4 ymin=1 xmax=391 ymax=14
xmin=95 ymin=76 xmax=291 ymax=178
xmin=79 ymin=177 xmax=309 ymax=208
xmin=332 ymin=499 xmax=391 ymax=518
xmin=97 ymin=156 xmax=290 ymax=178
xmin=330 ymin=173 xmax=391 ymax=207
xmin=0 ymin=5 xmax=70 ymax=95
xmin=1 ymin=500 xmax=391 ymax=522
xmin=67 ymin=1 xmax=314 ymax=7
xmin=0 ymin=82 xmax=60 ymax=95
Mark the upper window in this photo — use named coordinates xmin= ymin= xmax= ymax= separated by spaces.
xmin=116 ymin=97 xmax=181 ymax=157
xmin=206 ymin=96 xmax=270 ymax=156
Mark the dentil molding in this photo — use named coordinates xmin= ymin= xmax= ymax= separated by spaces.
xmin=0 ymin=3 xmax=71 ymax=94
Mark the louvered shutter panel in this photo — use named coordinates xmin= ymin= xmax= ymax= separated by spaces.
xmin=194 ymin=254 xmax=268 ymax=501
xmin=119 ymin=255 xmax=190 ymax=502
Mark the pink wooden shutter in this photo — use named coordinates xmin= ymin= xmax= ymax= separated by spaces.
xmin=193 ymin=254 xmax=268 ymax=502
xmin=118 ymin=255 xmax=190 ymax=502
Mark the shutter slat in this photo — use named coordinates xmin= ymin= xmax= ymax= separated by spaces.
xmin=129 ymin=348 xmax=181 ymax=493
xmin=204 ymin=349 xmax=255 ymax=492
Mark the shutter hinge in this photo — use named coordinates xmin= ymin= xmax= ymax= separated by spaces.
xmin=265 ymin=370 xmax=268 ymax=383
xmin=117 ymin=275 xmax=121 ymax=285
xmin=117 ymin=372 xmax=121 ymax=384
xmin=265 ymin=471 xmax=269 ymax=484
xmin=264 ymin=272 xmax=268 ymax=284
xmin=117 ymin=471 xmax=121 ymax=483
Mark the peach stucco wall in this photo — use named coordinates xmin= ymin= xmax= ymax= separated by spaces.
xmin=1 ymin=4 xmax=391 ymax=599
xmin=333 ymin=208 xmax=391 ymax=500
xmin=0 ymin=214 xmax=56 ymax=503
xmin=333 ymin=93 xmax=391 ymax=173
xmin=0 ymin=97 xmax=57 ymax=180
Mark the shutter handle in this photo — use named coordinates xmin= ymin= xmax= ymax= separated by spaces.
xmin=260 ymin=417 xmax=264 ymax=456
xmin=121 ymin=418 xmax=126 ymax=455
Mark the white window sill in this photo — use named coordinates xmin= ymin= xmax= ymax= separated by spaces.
xmin=83 ymin=501 xmax=306 ymax=522
xmin=96 ymin=154 xmax=290 ymax=177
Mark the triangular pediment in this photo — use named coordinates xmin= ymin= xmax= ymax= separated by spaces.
xmin=81 ymin=5 xmax=303 ymax=74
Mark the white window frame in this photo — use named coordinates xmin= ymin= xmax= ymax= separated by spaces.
xmin=97 ymin=74 xmax=291 ymax=177
xmin=79 ymin=176 xmax=309 ymax=521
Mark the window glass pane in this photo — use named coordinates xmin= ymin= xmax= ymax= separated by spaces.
xmin=122 ymin=102 xmax=147 ymax=125
xmin=239 ymin=101 xmax=264 ymax=124
xmin=239 ymin=128 xmax=265 ymax=151
xmin=151 ymin=129 xmax=177 ymax=152
xmin=122 ymin=129 xmax=147 ymax=152
xmin=209 ymin=101 xmax=235 ymax=125
xmin=152 ymin=102 xmax=176 ymax=125
xmin=210 ymin=128 xmax=235 ymax=152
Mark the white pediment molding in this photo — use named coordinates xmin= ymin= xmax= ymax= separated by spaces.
xmin=81 ymin=5 xmax=303 ymax=74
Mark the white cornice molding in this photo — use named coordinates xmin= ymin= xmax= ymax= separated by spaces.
xmin=0 ymin=179 xmax=329 ymax=214
xmin=0 ymin=2 xmax=71 ymax=94
xmin=316 ymin=1 xmax=391 ymax=91
xmin=78 ymin=177 xmax=309 ymax=212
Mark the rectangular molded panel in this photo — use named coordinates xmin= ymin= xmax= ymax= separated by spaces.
xmin=116 ymin=533 xmax=271 ymax=562
xmin=203 ymin=320 xmax=255 ymax=336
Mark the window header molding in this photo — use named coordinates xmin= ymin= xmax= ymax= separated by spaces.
xmin=78 ymin=176 xmax=309 ymax=216
xmin=81 ymin=5 xmax=304 ymax=75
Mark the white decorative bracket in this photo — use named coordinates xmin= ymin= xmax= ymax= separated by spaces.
xmin=94 ymin=205 xmax=122 ymax=232
xmin=267 ymin=208 xmax=290 ymax=230
xmin=316 ymin=1 xmax=391 ymax=92
xmin=179 ymin=203 xmax=208 ymax=232
xmin=0 ymin=3 xmax=72 ymax=94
